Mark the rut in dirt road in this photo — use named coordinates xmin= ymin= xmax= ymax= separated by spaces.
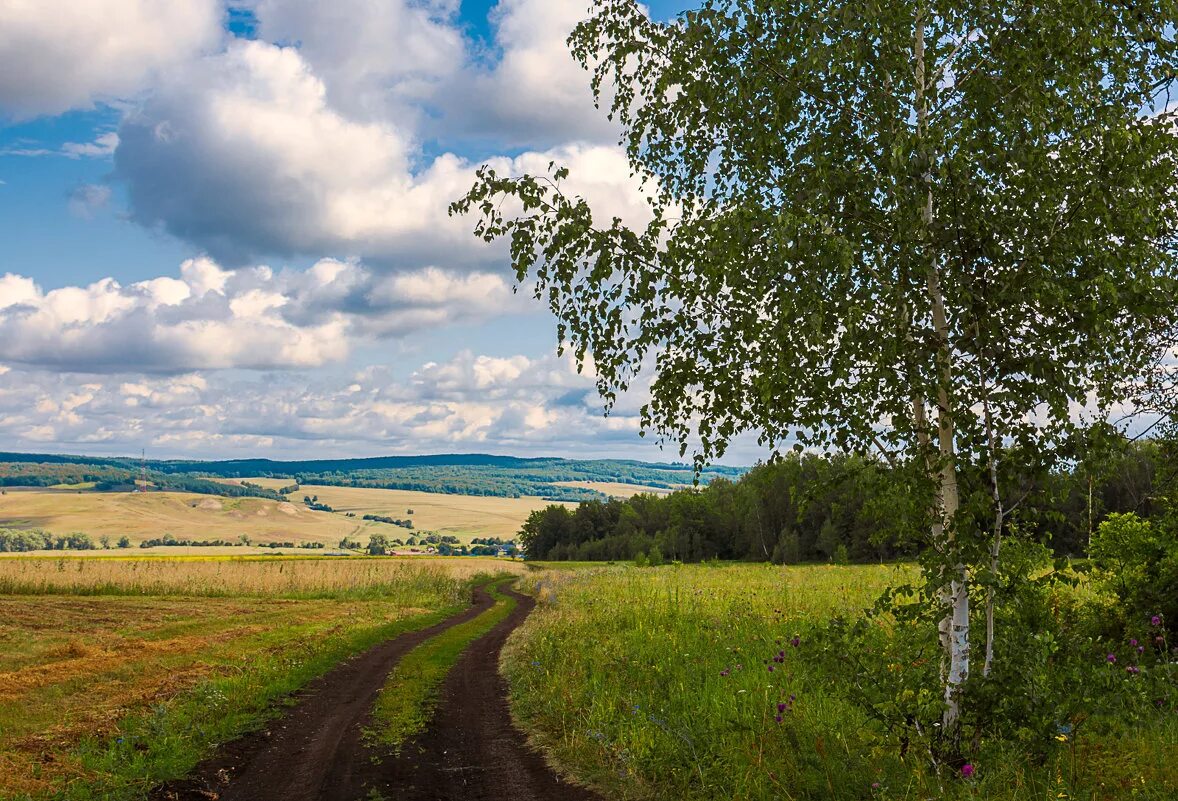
xmin=154 ymin=584 xmax=496 ymax=801
xmin=347 ymin=585 xmax=603 ymax=801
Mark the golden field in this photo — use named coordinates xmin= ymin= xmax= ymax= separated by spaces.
xmin=0 ymin=554 xmax=526 ymax=596
xmin=296 ymin=483 xmax=573 ymax=542
xmin=0 ymin=555 xmax=522 ymax=798
xmin=551 ymin=480 xmax=682 ymax=498
xmin=0 ymin=488 xmax=360 ymax=547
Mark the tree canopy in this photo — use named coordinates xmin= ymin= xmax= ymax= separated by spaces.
xmin=454 ymin=0 xmax=1178 ymax=742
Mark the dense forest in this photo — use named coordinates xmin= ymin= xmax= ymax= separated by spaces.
xmin=0 ymin=452 xmax=745 ymax=501
xmin=521 ymin=433 xmax=1177 ymax=563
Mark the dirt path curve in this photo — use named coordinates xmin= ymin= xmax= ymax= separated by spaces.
xmin=154 ymin=584 xmax=496 ymax=801
xmin=346 ymin=584 xmax=603 ymax=801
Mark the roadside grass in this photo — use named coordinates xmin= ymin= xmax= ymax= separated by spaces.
xmin=369 ymin=577 xmax=519 ymax=751
xmin=502 ymin=564 xmax=1177 ymax=801
xmin=0 ymin=558 xmax=500 ymax=800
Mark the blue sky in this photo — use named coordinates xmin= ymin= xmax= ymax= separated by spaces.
xmin=0 ymin=0 xmax=760 ymax=464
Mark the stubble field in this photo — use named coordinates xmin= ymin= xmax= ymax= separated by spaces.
xmin=0 ymin=555 xmax=522 ymax=800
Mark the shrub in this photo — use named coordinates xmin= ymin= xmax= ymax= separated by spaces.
xmin=1090 ymin=513 xmax=1178 ymax=632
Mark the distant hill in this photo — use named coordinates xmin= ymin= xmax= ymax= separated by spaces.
xmin=0 ymin=451 xmax=747 ymax=502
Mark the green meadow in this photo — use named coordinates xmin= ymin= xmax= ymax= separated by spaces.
xmin=504 ymin=564 xmax=1176 ymax=801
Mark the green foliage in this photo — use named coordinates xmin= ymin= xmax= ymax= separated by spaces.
xmin=367 ymin=533 xmax=392 ymax=556
xmin=1091 ymin=512 xmax=1178 ymax=633
xmin=0 ymin=528 xmax=95 ymax=552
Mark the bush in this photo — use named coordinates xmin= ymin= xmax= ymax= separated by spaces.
xmin=1090 ymin=512 xmax=1178 ymax=634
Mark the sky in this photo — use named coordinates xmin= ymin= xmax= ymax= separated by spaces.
xmin=0 ymin=0 xmax=772 ymax=464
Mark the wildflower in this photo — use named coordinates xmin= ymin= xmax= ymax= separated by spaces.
xmin=961 ymin=764 xmax=975 ymax=779
xmin=1130 ymin=639 xmax=1138 ymax=647
xmin=1137 ymin=645 xmax=1145 ymax=654
xmin=720 ymin=669 xmax=730 ymax=677
xmin=768 ymin=665 xmax=775 ymax=672
xmin=1151 ymin=615 xmax=1162 ymax=626
xmin=774 ymin=714 xmax=783 ymax=723
xmin=790 ymin=636 xmax=801 ymax=647
xmin=1127 ymin=665 xmax=1140 ymax=675
xmin=1156 ymin=636 xmax=1166 ymax=645
xmin=1106 ymin=653 xmax=1117 ymax=664
xmin=777 ymin=702 xmax=788 ymax=713
xmin=871 ymin=782 xmax=881 ymax=790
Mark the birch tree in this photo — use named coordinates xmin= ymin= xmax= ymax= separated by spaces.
xmin=452 ymin=0 xmax=1178 ymax=739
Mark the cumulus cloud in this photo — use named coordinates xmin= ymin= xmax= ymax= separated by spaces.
xmin=0 ymin=0 xmax=222 ymax=118
xmin=0 ymin=259 xmax=526 ymax=373
xmin=113 ymin=39 xmax=646 ymax=266
xmin=0 ymin=351 xmax=652 ymax=459
xmin=431 ymin=0 xmax=620 ymax=147
xmin=252 ymin=0 xmax=463 ymax=122
xmin=250 ymin=0 xmax=616 ymax=147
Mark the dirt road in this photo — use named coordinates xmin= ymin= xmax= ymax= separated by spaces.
xmin=347 ymin=585 xmax=602 ymax=801
xmin=155 ymin=583 xmax=601 ymax=801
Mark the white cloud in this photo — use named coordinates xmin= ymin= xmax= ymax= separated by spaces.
xmin=113 ymin=39 xmax=648 ymax=266
xmin=0 ymin=352 xmax=658 ymax=459
xmin=252 ymin=0 xmax=463 ymax=122
xmin=0 ymin=259 xmax=526 ymax=373
xmin=0 ymin=0 xmax=222 ymax=118
xmin=432 ymin=0 xmax=619 ymax=146
xmin=250 ymin=0 xmax=617 ymax=147
xmin=62 ymin=132 xmax=120 ymax=159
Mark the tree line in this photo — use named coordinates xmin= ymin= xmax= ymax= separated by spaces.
xmin=520 ymin=435 xmax=1175 ymax=564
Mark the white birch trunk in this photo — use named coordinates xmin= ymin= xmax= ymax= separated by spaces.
xmin=915 ymin=7 xmax=969 ymax=736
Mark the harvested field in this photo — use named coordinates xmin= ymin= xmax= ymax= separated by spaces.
xmin=296 ymin=484 xmax=573 ymax=542
xmin=0 ymin=489 xmax=358 ymax=547
xmin=551 ymin=480 xmax=683 ymax=497
xmin=0 ymin=555 xmax=517 ymax=799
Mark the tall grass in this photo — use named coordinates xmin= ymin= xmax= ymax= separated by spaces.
xmin=0 ymin=555 xmax=524 ymax=603
xmin=503 ymin=563 xmax=1176 ymax=801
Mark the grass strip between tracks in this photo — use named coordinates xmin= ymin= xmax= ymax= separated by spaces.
xmin=369 ymin=576 xmax=519 ymax=751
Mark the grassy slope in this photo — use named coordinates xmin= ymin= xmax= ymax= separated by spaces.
xmin=0 ymin=489 xmax=360 ymax=547
xmin=503 ymin=564 xmax=1176 ymax=801
xmin=298 ymin=484 xmax=573 ymax=542
xmin=0 ymin=557 xmax=495 ymax=800
xmin=550 ymin=481 xmax=682 ymax=498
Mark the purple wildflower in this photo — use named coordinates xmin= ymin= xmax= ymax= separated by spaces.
xmin=1152 ymin=615 xmax=1162 ymax=626
xmin=1107 ymin=653 xmax=1117 ymax=664
xmin=1130 ymin=639 xmax=1138 ymax=647
xmin=1127 ymin=665 xmax=1141 ymax=675
xmin=961 ymin=764 xmax=975 ymax=778
xmin=790 ymin=636 xmax=801 ymax=647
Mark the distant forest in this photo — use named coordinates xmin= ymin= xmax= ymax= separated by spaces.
xmin=521 ymin=435 xmax=1176 ymax=563
xmin=0 ymin=452 xmax=745 ymax=502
